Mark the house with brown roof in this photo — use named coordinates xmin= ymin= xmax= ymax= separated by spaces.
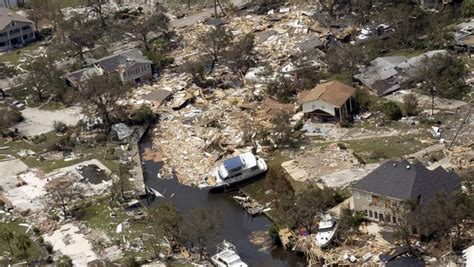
xmin=298 ymin=80 xmax=356 ymax=120
xmin=0 ymin=7 xmax=35 ymax=52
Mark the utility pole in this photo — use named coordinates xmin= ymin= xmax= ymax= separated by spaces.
xmin=448 ymin=108 xmax=471 ymax=150
xmin=431 ymin=85 xmax=436 ymax=115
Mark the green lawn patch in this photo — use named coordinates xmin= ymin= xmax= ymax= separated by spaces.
xmin=384 ymin=49 xmax=426 ymax=58
xmin=0 ymin=42 xmax=45 ymax=65
xmin=343 ymin=134 xmax=433 ymax=163
xmin=326 ymin=70 xmax=352 ymax=85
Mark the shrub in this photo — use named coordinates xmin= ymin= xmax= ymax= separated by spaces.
xmin=131 ymin=105 xmax=155 ymax=125
xmin=352 ymin=152 xmax=365 ymax=165
xmin=403 ymin=93 xmax=418 ymax=116
xmin=380 ymin=101 xmax=403 ymax=120
xmin=268 ymin=224 xmax=281 ymax=246
xmin=53 ymin=121 xmax=68 ymax=134
xmin=45 ymin=242 xmax=53 ymax=254
xmin=32 ymin=134 xmax=47 ymax=144
xmin=355 ymin=88 xmax=379 ymax=112
xmin=37 ymin=236 xmax=44 ymax=244
xmin=293 ymin=119 xmax=303 ymax=131
xmin=46 ymin=256 xmax=54 ymax=264
xmin=32 ymin=227 xmax=40 ymax=235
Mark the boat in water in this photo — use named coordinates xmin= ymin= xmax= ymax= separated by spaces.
xmin=199 ymin=152 xmax=267 ymax=190
xmin=211 ymin=240 xmax=248 ymax=267
xmin=315 ymin=216 xmax=338 ymax=248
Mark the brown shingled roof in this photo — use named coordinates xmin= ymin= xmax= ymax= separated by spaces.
xmin=0 ymin=8 xmax=34 ymax=30
xmin=298 ymin=81 xmax=356 ymax=107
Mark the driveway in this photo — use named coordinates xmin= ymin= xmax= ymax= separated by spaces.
xmin=15 ymin=106 xmax=83 ymax=136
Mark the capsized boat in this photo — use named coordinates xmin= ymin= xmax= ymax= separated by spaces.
xmin=199 ymin=152 xmax=267 ymax=189
xmin=211 ymin=240 xmax=248 ymax=267
xmin=315 ymin=216 xmax=338 ymax=248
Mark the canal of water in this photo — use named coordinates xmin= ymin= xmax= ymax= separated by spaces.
xmin=139 ymin=135 xmax=305 ymax=267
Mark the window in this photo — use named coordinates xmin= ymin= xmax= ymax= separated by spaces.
xmin=354 ymin=191 xmax=360 ymax=199
xmin=374 ymin=212 xmax=378 ymax=219
xmin=0 ymin=32 xmax=6 ymax=37
xmin=364 ymin=210 xmax=368 ymax=216
xmin=9 ymin=28 xmax=20 ymax=34
xmin=11 ymin=21 xmax=15 ymax=26
xmin=369 ymin=210 xmax=373 ymax=218
xmin=0 ymin=42 xmax=5 ymax=47
xmin=367 ymin=195 xmax=372 ymax=203
xmin=392 ymin=217 xmax=397 ymax=224
xmin=21 ymin=26 xmax=30 ymax=31
xmin=379 ymin=213 xmax=384 ymax=221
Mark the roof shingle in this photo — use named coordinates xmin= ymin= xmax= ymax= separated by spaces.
xmin=298 ymin=81 xmax=355 ymax=106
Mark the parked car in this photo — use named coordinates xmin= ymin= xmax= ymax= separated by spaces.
xmin=11 ymin=100 xmax=25 ymax=110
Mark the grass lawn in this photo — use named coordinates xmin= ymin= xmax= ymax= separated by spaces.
xmin=384 ymin=49 xmax=426 ymax=58
xmin=80 ymin=198 xmax=153 ymax=258
xmin=0 ymin=42 xmax=45 ymax=65
xmin=0 ymin=132 xmax=120 ymax=174
xmin=326 ymin=70 xmax=352 ymax=85
xmin=0 ymin=217 xmax=47 ymax=264
xmin=343 ymin=134 xmax=433 ymax=163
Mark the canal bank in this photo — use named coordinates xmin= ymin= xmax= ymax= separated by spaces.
xmin=139 ymin=133 xmax=305 ymax=267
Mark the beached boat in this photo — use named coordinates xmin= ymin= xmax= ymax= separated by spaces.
xmin=211 ymin=240 xmax=248 ymax=267
xmin=199 ymin=152 xmax=267 ymax=189
xmin=315 ymin=217 xmax=338 ymax=248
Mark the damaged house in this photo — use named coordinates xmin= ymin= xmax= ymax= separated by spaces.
xmin=354 ymin=50 xmax=446 ymax=96
xmin=298 ymin=80 xmax=356 ymax=121
xmin=351 ymin=160 xmax=461 ymax=224
xmin=65 ymin=49 xmax=152 ymax=88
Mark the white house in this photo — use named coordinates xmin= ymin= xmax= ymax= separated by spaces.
xmin=298 ymin=80 xmax=356 ymax=120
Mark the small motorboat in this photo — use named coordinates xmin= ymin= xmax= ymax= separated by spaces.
xmin=211 ymin=240 xmax=248 ymax=267
xmin=315 ymin=216 xmax=338 ymax=248
xmin=199 ymin=152 xmax=267 ymax=190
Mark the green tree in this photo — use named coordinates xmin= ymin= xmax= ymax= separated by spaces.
xmin=15 ymin=233 xmax=32 ymax=260
xmin=462 ymin=0 xmax=474 ymax=18
xmin=45 ymin=175 xmax=83 ymax=217
xmin=80 ymin=73 xmax=131 ymax=130
xmin=380 ymin=101 xmax=402 ymax=120
xmin=182 ymin=208 xmax=221 ymax=260
xmin=147 ymin=203 xmax=183 ymax=257
xmin=278 ymin=187 xmax=337 ymax=234
xmin=22 ymin=55 xmax=66 ymax=103
xmin=131 ymin=105 xmax=156 ymax=125
xmin=63 ymin=13 xmax=104 ymax=61
xmin=414 ymin=54 xmax=468 ymax=101
xmin=126 ymin=5 xmax=170 ymax=52
xmin=197 ymin=26 xmax=232 ymax=73
xmin=57 ymin=255 xmax=73 ymax=267
xmin=0 ymin=227 xmax=14 ymax=258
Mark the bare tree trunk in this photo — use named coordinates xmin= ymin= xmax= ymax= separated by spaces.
xmin=214 ymin=0 xmax=218 ymax=18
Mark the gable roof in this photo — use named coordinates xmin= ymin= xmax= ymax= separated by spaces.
xmin=93 ymin=49 xmax=152 ymax=73
xmin=0 ymin=7 xmax=33 ymax=30
xmin=352 ymin=160 xmax=461 ymax=202
xmin=298 ymin=81 xmax=355 ymax=106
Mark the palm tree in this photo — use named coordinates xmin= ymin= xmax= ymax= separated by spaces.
xmin=0 ymin=228 xmax=14 ymax=259
xmin=15 ymin=233 xmax=31 ymax=260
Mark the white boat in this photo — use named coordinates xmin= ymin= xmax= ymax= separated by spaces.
xmin=211 ymin=240 xmax=248 ymax=267
xmin=199 ymin=152 xmax=267 ymax=189
xmin=315 ymin=217 xmax=338 ymax=248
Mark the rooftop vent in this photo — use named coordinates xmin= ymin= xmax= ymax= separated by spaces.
xmin=406 ymin=165 xmax=410 ymax=169
xmin=393 ymin=163 xmax=397 ymax=167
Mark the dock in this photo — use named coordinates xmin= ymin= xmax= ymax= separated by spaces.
xmin=233 ymin=191 xmax=271 ymax=216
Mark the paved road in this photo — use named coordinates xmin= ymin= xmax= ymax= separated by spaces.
xmin=170 ymin=0 xmax=250 ymax=28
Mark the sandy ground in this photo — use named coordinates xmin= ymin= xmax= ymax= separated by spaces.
xmin=43 ymin=223 xmax=98 ymax=266
xmin=385 ymin=90 xmax=468 ymax=110
xmin=0 ymin=159 xmax=28 ymax=180
xmin=16 ymin=106 xmax=83 ymax=136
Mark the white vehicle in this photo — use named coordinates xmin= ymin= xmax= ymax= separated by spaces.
xmin=315 ymin=217 xmax=338 ymax=248
xmin=211 ymin=240 xmax=248 ymax=267
xmin=199 ymin=152 xmax=267 ymax=190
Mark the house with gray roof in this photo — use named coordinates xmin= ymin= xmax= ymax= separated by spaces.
xmin=65 ymin=49 xmax=152 ymax=88
xmin=351 ymin=160 xmax=461 ymax=224
xmin=354 ymin=50 xmax=446 ymax=96
xmin=454 ymin=19 xmax=474 ymax=53
xmin=0 ymin=7 xmax=35 ymax=52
